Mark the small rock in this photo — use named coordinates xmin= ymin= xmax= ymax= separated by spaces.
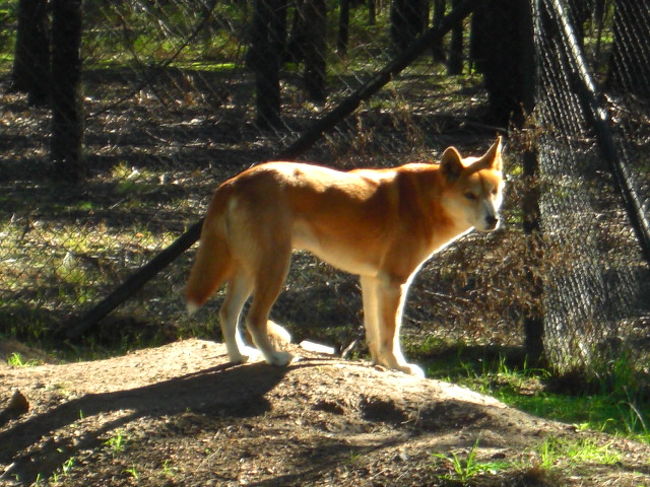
xmin=0 ymin=390 xmax=29 ymax=426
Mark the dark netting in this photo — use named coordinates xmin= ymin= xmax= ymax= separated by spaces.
xmin=0 ymin=0 xmax=648 ymax=379
xmin=532 ymin=0 xmax=649 ymax=373
xmin=3 ymin=0 xmax=502 ymax=348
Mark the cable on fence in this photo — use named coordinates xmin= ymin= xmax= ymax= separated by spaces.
xmin=548 ymin=0 xmax=650 ymax=266
xmin=63 ymin=0 xmax=481 ymax=339
xmin=531 ymin=0 xmax=650 ymax=373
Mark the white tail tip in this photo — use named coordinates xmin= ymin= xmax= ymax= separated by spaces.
xmin=186 ymin=301 xmax=201 ymax=316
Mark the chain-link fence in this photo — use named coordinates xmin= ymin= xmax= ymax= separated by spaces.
xmin=531 ymin=0 xmax=649 ymax=374
xmin=0 ymin=0 xmax=648 ymax=379
xmin=1 ymin=0 xmax=491 ymax=347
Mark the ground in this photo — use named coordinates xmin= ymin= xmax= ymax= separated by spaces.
xmin=1 ymin=339 xmax=649 ymax=486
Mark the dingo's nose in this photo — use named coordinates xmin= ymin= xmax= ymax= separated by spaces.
xmin=485 ymin=215 xmax=499 ymax=230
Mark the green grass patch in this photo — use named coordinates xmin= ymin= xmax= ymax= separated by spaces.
xmin=536 ymin=436 xmax=621 ymax=470
xmin=432 ymin=438 xmax=511 ymax=483
xmin=6 ymin=351 xmax=41 ymax=368
xmin=415 ymin=342 xmax=650 ymax=443
xmin=104 ymin=429 xmax=129 ymax=455
xmin=498 ymin=387 xmax=649 ymax=442
xmin=430 ymin=434 xmax=623 ymax=484
xmin=169 ymin=61 xmax=238 ymax=72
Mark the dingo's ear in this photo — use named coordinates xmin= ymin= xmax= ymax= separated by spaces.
xmin=473 ymin=136 xmax=503 ymax=172
xmin=441 ymin=146 xmax=464 ymax=182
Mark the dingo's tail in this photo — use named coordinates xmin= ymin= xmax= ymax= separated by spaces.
xmin=185 ymin=224 xmax=232 ymax=313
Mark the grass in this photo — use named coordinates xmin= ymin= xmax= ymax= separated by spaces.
xmin=6 ymin=351 xmax=40 ymax=367
xmin=169 ymin=61 xmax=238 ymax=72
xmin=124 ymin=466 xmax=139 ymax=480
xmin=500 ymin=386 xmax=649 ymax=442
xmin=433 ymin=438 xmax=511 ymax=483
xmin=422 ymin=345 xmax=646 ymax=484
xmin=43 ymin=455 xmax=76 ymax=484
xmin=536 ymin=436 xmax=621 ymax=471
xmin=431 ymin=434 xmax=624 ymax=485
xmin=416 ymin=342 xmax=650 ymax=444
xmin=0 ymin=162 xmax=189 ymax=347
xmin=104 ymin=429 xmax=128 ymax=455
xmin=161 ymin=460 xmax=178 ymax=479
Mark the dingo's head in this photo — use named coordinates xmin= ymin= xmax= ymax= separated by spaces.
xmin=439 ymin=137 xmax=504 ymax=233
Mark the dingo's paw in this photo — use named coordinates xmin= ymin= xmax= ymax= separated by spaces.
xmin=398 ymin=363 xmax=425 ymax=378
xmin=265 ymin=350 xmax=294 ymax=367
xmin=229 ymin=345 xmax=261 ymax=364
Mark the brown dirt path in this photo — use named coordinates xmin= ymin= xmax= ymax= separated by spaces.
xmin=1 ymin=339 xmax=648 ymax=486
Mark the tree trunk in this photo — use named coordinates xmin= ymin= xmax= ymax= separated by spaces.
xmin=592 ymin=0 xmax=607 ymax=62
xmin=286 ymin=0 xmax=306 ymax=63
xmin=273 ymin=1 xmax=289 ymax=62
xmin=303 ymin=0 xmax=327 ymax=102
xmin=367 ymin=0 xmax=376 ymax=26
xmin=447 ymin=0 xmax=463 ymax=74
xmin=338 ymin=0 xmax=351 ymax=56
xmin=251 ymin=0 xmax=283 ymax=129
xmin=11 ymin=0 xmax=50 ymax=106
xmin=431 ymin=0 xmax=446 ymax=62
xmin=470 ymin=0 xmax=532 ymax=125
xmin=390 ymin=0 xmax=427 ymax=52
xmin=607 ymin=0 xmax=650 ymax=98
xmin=50 ymin=0 xmax=85 ymax=181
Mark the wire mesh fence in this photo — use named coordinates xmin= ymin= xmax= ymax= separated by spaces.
xmin=0 ymin=0 xmax=648 ymax=379
xmin=1 ymin=0 xmax=495 ymax=348
xmin=531 ymin=0 xmax=649 ymax=374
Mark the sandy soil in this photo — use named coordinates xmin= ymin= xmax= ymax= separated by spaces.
xmin=1 ymin=339 xmax=648 ymax=486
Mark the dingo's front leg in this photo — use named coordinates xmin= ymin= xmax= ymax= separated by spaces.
xmin=360 ymin=275 xmax=380 ymax=363
xmin=363 ymin=274 xmax=424 ymax=378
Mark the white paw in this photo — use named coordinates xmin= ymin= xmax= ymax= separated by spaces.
xmin=229 ymin=345 xmax=261 ymax=364
xmin=375 ymin=349 xmax=424 ymax=377
xmin=398 ymin=363 xmax=425 ymax=378
xmin=264 ymin=350 xmax=294 ymax=367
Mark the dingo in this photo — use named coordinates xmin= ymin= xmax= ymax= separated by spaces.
xmin=186 ymin=137 xmax=504 ymax=377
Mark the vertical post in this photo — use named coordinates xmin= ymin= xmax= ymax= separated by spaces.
xmin=51 ymin=0 xmax=85 ymax=181
xmin=521 ymin=0 xmax=545 ymax=365
xmin=522 ymin=150 xmax=545 ymax=365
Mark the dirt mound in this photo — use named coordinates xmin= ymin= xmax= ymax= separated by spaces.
xmin=0 ymin=339 xmax=648 ymax=486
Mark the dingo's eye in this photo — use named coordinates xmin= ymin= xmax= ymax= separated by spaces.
xmin=491 ymin=188 xmax=498 ymax=196
xmin=464 ymin=192 xmax=478 ymax=201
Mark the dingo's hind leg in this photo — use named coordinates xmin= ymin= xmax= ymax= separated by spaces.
xmin=219 ymin=270 xmax=256 ymax=363
xmin=245 ymin=246 xmax=293 ymax=367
